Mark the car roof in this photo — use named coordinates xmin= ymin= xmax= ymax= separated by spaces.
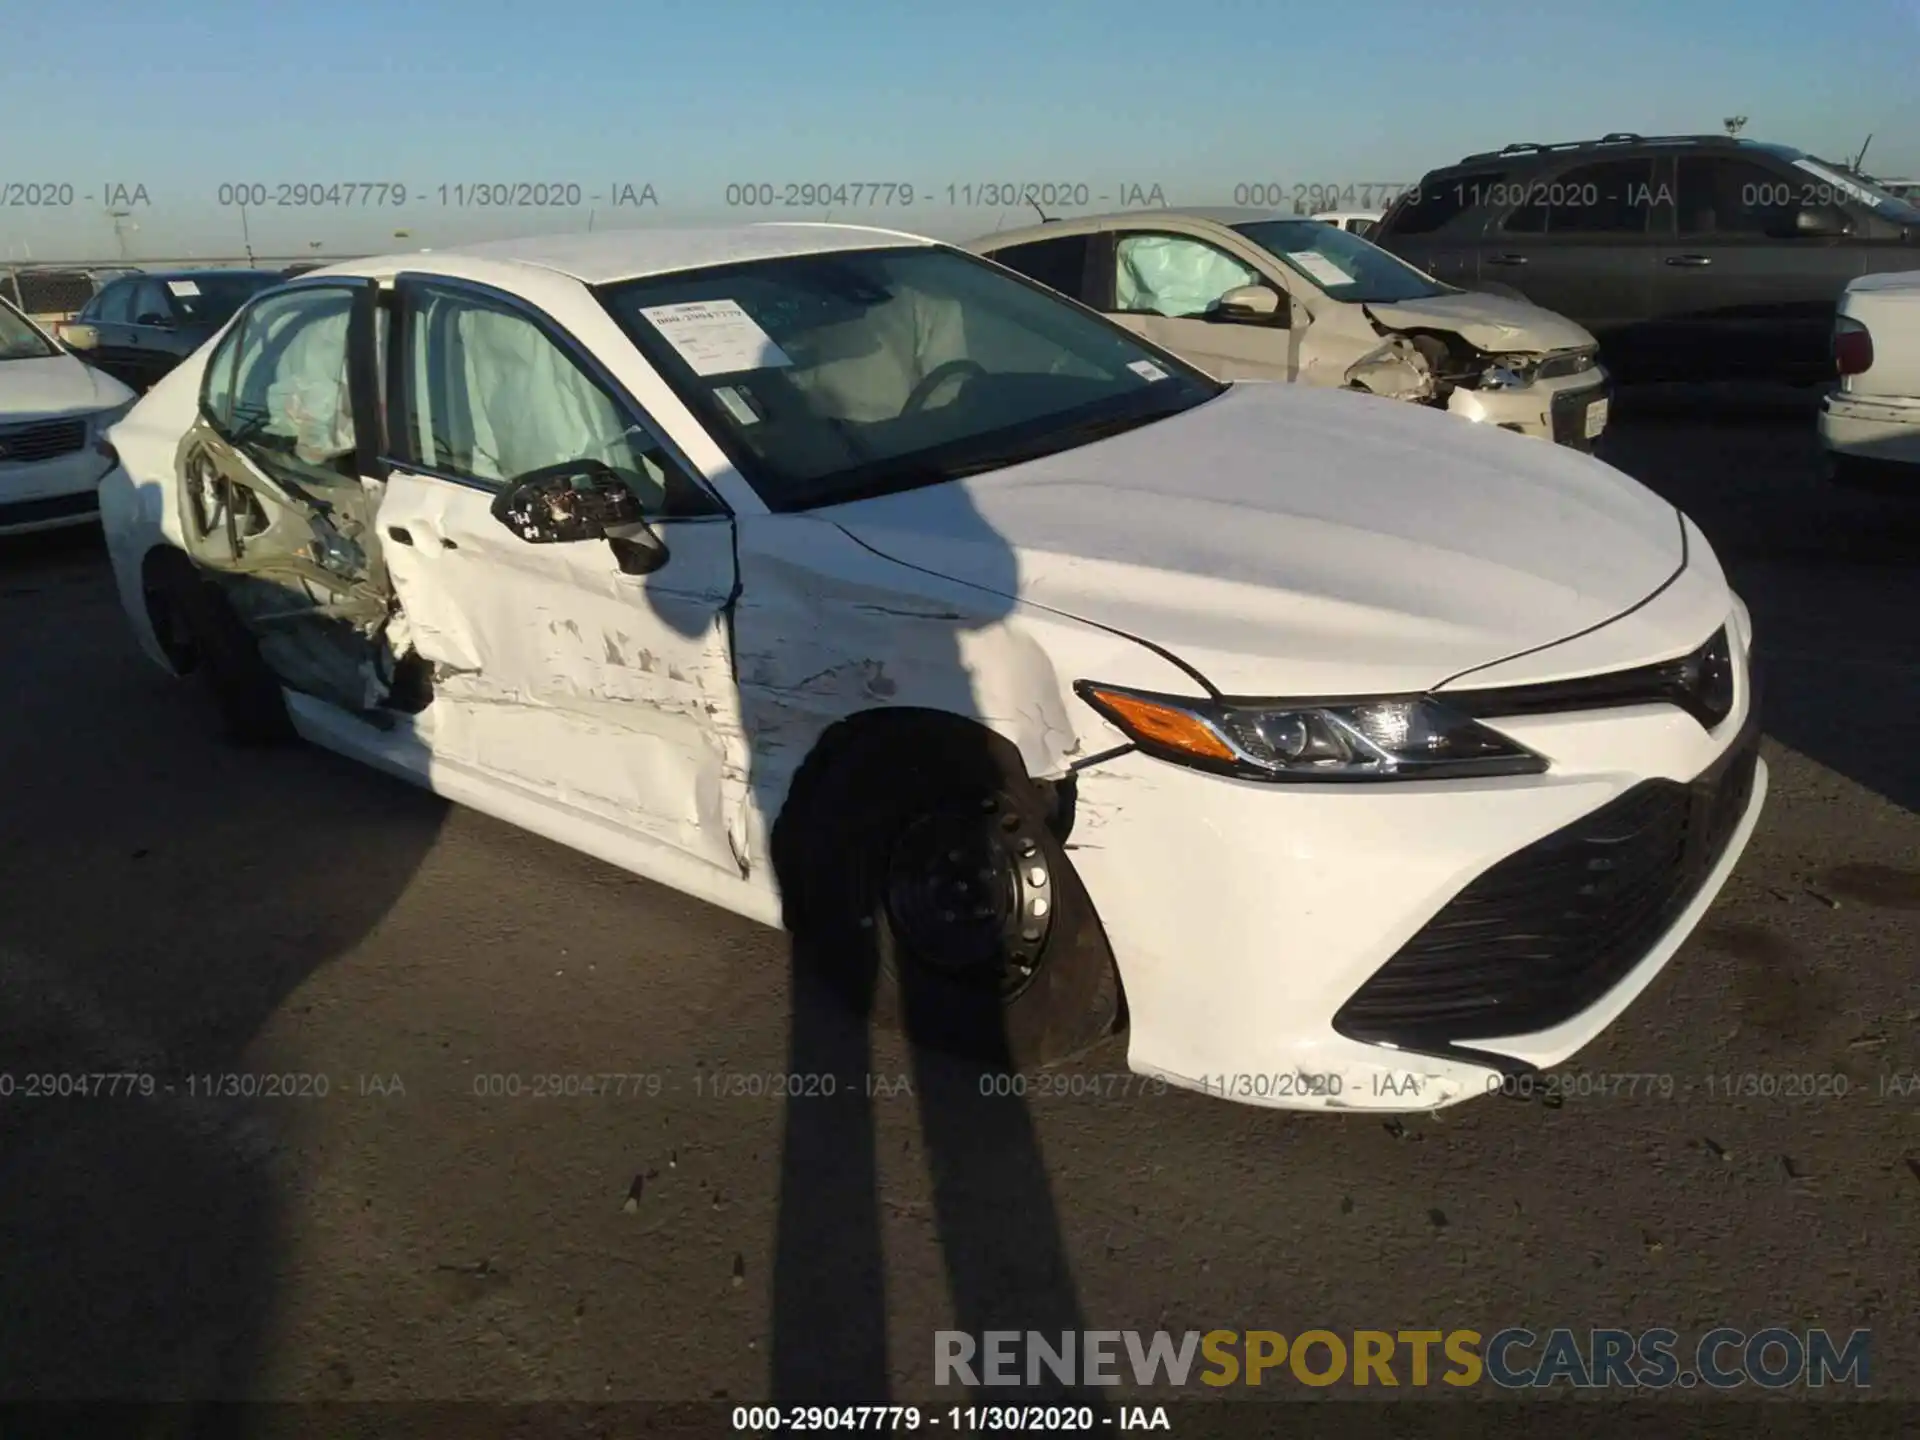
xmin=972 ymin=208 xmax=1307 ymax=248
xmin=1441 ymin=134 xmax=1805 ymax=172
xmin=361 ymin=223 xmax=939 ymax=286
xmin=114 ymin=268 xmax=284 ymax=281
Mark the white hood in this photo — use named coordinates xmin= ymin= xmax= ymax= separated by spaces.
xmin=821 ymin=383 xmax=1686 ymax=696
xmin=1364 ymin=290 xmax=1596 ymax=354
xmin=0 ymin=353 xmax=136 ymax=420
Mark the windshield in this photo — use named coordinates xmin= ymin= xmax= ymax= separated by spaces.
xmin=0 ymin=298 xmax=58 ymax=361
xmin=1791 ymin=157 xmax=1920 ymax=223
xmin=1232 ymin=219 xmax=1451 ymax=303
xmin=166 ymin=273 xmax=281 ymax=326
xmin=599 ymin=245 xmax=1223 ymax=512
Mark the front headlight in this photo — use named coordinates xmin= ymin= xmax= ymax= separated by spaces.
xmin=1074 ymin=682 xmax=1548 ymax=782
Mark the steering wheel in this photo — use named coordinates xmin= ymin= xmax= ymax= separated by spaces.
xmin=902 ymin=358 xmax=987 ymax=415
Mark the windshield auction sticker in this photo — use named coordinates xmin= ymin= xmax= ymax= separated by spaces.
xmin=1285 ymin=251 xmax=1355 ymax=288
xmin=640 ymin=299 xmax=792 ymax=376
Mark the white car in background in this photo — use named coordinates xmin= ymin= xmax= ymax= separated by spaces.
xmin=1311 ymin=210 xmax=1384 ymax=238
xmin=0 ymin=295 xmax=137 ymax=536
xmin=968 ymin=209 xmax=1610 ymax=449
xmin=1822 ymin=270 xmax=1920 ymax=487
xmin=99 ymin=224 xmax=1762 ymax=1111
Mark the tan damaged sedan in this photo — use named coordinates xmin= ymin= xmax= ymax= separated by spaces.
xmin=968 ymin=208 xmax=1610 ymax=449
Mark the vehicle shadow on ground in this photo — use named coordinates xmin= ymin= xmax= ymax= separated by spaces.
xmin=641 ymin=473 xmax=1104 ymax=1406
xmin=1603 ymin=384 xmax=1920 ymax=814
xmin=0 ymin=527 xmax=445 ymax=1402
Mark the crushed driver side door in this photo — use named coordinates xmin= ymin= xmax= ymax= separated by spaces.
xmin=172 ymin=278 xmax=400 ymax=715
xmin=369 ymin=273 xmax=750 ymax=877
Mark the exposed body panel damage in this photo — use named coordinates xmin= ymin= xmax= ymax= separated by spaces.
xmin=1300 ymin=303 xmax=1589 ymax=422
xmin=170 ymin=418 xmax=403 ymax=715
xmin=370 ymin=470 xmax=750 ymax=876
xmin=724 ymin=514 xmax=1187 ymax=870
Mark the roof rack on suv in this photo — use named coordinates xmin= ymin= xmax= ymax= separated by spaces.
xmin=1458 ymin=133 xmax=1744 ymax=165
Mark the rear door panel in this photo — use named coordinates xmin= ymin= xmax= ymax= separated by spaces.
xmin=1651 ymin=154 xmax=1873 ymax=379
xmin=173 ymin=278 xmax=396 ymax=712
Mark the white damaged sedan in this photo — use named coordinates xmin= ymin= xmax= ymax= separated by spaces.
xmin=98 ymin=224 xmax=1765 ymax=1111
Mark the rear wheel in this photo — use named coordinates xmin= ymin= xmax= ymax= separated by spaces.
xmin=148 ymin=555 xmax=293 ymax=746
xmin=776 ymin=718 xmax=1120 ymax=1068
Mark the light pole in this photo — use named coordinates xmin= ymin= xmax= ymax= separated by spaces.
xmin=107 ymin=209 xmax=136 ymax=260
xmin=238 ymin=203 xmax=256 ymax=264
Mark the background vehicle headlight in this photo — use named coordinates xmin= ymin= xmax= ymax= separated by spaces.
xmin=1074 ymin=682 xmax=1547 ymax=782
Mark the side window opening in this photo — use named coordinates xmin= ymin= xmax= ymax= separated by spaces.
xmin=1677 ymin=157 xmax=1796 ymax=236
xmin=402 ymin=283 xmax=715 ymax=518
xmin=1384 ymin=170 xmax=1507 ymax=235
xmin=1112 ymin=234 xmax=1262 ymax=318
xmin=1502 ymin=159 xmax=1657 ymax=236
xmin=985 ymin=234 xmax=1093 ymax=303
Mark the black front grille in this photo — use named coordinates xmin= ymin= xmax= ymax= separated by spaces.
xmin=1333 ymin=709 xmax=1761 ymax=1051
xmin=1450 ymin=627 xmax=1735 ymax=731
xmin=0 ymin=416 xmax=89 ymax=464
xmin=0 ymin=490 xmax=99 ymax=526
xmin=1549 ymin=385 xmax=1605 ymax=451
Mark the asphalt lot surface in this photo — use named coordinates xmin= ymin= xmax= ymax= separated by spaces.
xmin=1 ymin=388 xmax=1916 ymax=1409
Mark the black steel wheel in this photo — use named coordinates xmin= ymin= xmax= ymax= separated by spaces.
xmin=776 ymin=717 xmax=1120 ymax=1067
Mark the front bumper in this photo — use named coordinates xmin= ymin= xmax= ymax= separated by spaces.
xmin=0 ymin=445 xmax=111 ymax=536
xmin=1066 ymin=605 xmax=1762 ymax=1113
xmin=1450 ymin=371 xmax=1610 ymax=450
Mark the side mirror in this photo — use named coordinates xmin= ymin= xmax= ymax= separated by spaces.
xmin=489 ymin=460 xmax=670 ymax=574
xmin=1212 ymin=284 xmax=1285 ymax=323
xmin=1793 ymin=205 xmax=1851 ymax=238
xmin=60 ymin=323 xmax=99 ymax=350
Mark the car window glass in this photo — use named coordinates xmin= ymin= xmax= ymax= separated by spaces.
xmin=1233 ymin=219 xmax=1448 ymax=303
xmin=1113 ymin=234 xmax=1262 ymax=317
xmin=200 ymin=319 xmax=244 ymax=428
xmin=92 ymin=281 xmax=136 ymax=325
xmin=404 ymin=283 xmax=695 ymax=515
xmin=164 ymin=273 xmax=278 ymax=326
xmin=985 ymin=235 xmax=1093 ymax=302
xmin=222 ymin=286 xmax=358 ymax=480
xmin=0 ymin=299 xmax=58 ymax=360
xmin=1503 ymin=159 xmax=1655 ymax=235
xmin=131 ymin=281 xmax=175 ymax=325
xmin=1677 ymin=157 xmax=1795 ymax=236
xmin=1384 ymin=171 xmax=1504 ymax=235
xmin=599 ymin=246 xmax=1221 ymax=513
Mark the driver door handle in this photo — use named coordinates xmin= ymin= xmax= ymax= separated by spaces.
xmin=1487 ymin=254 xmax=1528 ymax=266
xmin=1665 ymin=254 xmax=1713 ymax=266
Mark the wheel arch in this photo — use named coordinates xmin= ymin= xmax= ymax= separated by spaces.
xmin=138 ymin=543 xmax=202 ymax=675
xmin=776 ymin=704 xmax=1078 ymax=845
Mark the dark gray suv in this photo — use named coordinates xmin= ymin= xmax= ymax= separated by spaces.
xmin=1374 ymin=133 xmax=1920 ymax=383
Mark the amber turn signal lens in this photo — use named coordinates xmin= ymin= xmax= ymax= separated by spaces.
xmin=1084 ymin=687 xmax=1236 ymax=761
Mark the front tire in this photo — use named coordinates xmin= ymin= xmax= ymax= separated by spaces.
xmin=776 ymin=718 xmax=1120 ymax=1068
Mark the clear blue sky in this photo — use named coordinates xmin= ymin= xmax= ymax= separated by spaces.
xmin=2 ymin=0 xmax=1915 ymax=260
